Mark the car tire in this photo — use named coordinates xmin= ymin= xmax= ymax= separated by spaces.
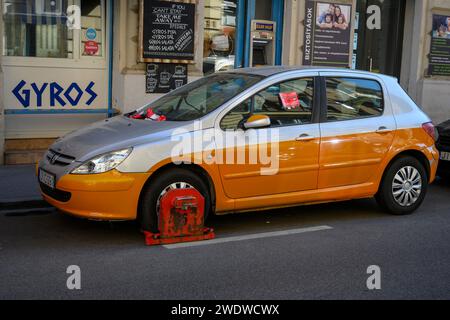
xmin=139 ymin=168 xmax=211 ymax=233
xmin=376 ymin=156 xmax=428 ymax=215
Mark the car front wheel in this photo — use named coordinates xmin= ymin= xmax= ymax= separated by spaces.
xmin=376 ymin=156 xmax=428 ymax=215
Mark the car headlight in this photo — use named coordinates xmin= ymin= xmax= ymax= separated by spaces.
xmin=71 ymin=148 xmax=132 ymax=174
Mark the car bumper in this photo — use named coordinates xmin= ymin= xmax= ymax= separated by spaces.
xmin=39 ymin=170 xmax=151 ymax=220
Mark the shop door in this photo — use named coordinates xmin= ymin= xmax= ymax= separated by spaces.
xmin=354 ymin=0 xmax=406 ymax=79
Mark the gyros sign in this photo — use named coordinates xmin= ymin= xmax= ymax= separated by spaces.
xmin=12 ymin=80 xmax=98 ymax=108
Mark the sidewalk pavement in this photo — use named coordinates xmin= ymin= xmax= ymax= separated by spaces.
xmin=0 ymin=165 xmax=46 ymax=208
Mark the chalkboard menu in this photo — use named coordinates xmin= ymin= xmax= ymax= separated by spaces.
xmin=146 ymin=63 xmax=188 ymax=93
xmin=429 ymin=14 xmax=450 ymax=76
xmin=140 ymin=0 xmax=195 ymax=62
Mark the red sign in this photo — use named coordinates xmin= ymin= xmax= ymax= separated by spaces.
xmin=84 ymin=41 xmax=99 ymax=55
xmin=279 ymin=92 xmax=300 ymax=110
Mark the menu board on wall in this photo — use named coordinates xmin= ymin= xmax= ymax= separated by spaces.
xmin=302 ymin=0 xmax=353 ymax=67
xmin=429 ymin=14 xmax=450 ymax=76
xmin=140 ymin=0 xmax=195 ymax=63
xmin=146 ymin=63 xmax=188 ymax=93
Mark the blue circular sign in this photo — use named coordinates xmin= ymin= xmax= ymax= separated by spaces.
xmin=86 ymin=28 xmax=97 ymax=40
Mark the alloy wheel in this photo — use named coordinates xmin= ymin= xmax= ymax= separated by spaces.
xmin=392 ymin=166 xmax=422 ymax=207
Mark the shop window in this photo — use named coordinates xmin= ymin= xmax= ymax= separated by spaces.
xmin=203 ymin=0 xmax=237 ymax=75
xmin=3 ymin=0 xmax=72 ymax=58
xmin=2 ymin=0 xmax=104 ymax=58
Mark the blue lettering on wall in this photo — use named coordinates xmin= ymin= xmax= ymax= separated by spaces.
xmin=31 ymin=83 xmax=48 ymax=107
xmin=50 ymin=82 xmax=67 ymax=107
xmin=12 ymin=80 xmax=30 ymax=108
xmin=85 ymin=82 xmax=98 ymax=106
xmin=64 ymin=83 xmax=84 ymax=106
xmin=12 ymin=81 xmax=98 ymax=108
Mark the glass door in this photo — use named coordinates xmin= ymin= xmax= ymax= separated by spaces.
xmin=355 ymin=0 xmax=406 ymax=79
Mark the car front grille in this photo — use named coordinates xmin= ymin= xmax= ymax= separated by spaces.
xmin=39 ymin=182 xmax=72 ymax=203
xmin=46 ymin=149 xmax=76 ymax=166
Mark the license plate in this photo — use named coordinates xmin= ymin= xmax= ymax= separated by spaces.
xmin=440 ymin=151 xmax=450 ymax=162
xmin=39 ymin=169 xmax=55 ymax=189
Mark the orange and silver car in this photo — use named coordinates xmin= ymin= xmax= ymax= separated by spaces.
xmin=38 ymin=67 xmax=439 ymax=232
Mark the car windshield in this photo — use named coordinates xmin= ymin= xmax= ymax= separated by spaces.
xmin=129 ymin=73 xmax=262 ymax=121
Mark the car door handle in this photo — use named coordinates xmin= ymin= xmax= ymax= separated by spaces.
xmin=295 ymin=134 xmax=315 ymax=142
xmin=375 ymin=126 xmax=393 ymax=134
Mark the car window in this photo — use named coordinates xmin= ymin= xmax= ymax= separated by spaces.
xmin=325 ymin=77 xmax=384 ymax=122
xmin=253 ymin=78 xmax=315 ymax=127
xmin=131 ymin=73 xmax=262 ymax=121
xmin=220 ymin=99 xmax=251 ymax=130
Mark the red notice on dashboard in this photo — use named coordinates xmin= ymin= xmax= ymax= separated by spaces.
xmin=279 ymin=92 xmax=300 ymax=110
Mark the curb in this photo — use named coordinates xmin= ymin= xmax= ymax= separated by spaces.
xmin=0 ymin=199 xmax=51 ymax=211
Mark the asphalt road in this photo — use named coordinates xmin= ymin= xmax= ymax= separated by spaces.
xmin=1 ymin=179 xmax=450 ymax=300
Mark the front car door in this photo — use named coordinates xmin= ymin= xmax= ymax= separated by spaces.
xmin=215 ymin=74 xmax=321 ymax=199
xmin=318 ymin=72 xmax=396 ymax=189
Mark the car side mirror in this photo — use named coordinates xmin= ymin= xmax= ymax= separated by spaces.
xmin=242 ymin=115 xmax=271 ymax=130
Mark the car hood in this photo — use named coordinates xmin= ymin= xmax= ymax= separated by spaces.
xmin=50 ymin=115 xmax=190 ymax=162
xmin=437 ymin=119 xmax=450 ymax=136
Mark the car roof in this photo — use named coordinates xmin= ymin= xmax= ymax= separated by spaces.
xmin=230 ymin=66 xmax=397 ymax=80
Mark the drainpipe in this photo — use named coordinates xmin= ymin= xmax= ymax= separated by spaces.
xmin=107 ymin=0 xmax=114 ymax=117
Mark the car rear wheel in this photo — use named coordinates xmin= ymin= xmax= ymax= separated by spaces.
xmin=376 ymin=156 xmax=428 ymax=215
xmin=139 ymin=168 xmax=211 ymax=233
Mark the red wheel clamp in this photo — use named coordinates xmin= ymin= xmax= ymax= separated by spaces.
xmin=143 ymin=188 xmax=215 ymax=245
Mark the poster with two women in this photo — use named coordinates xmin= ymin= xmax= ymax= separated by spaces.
xmin=302 ymin=1 xmax=353 ymax=67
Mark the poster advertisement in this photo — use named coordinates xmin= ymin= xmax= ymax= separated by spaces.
xmin=303 ymin=1 xmax=353 ymax=67
xmin=429 ymin=14 xmax=450 ymax=76
xmin=146 ymin=63 xmax=188 ymax=94
xmin=140 ymin=0 xmax=195 ymax=62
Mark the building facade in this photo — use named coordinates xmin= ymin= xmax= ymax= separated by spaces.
xmin=1 ymin=0 xmax=450 ymax=164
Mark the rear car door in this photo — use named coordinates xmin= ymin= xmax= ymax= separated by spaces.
xmin=215 ymin=75 xmax=321 ymax=199
xmin=318 ymin=73 xmax=396 ymax=189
